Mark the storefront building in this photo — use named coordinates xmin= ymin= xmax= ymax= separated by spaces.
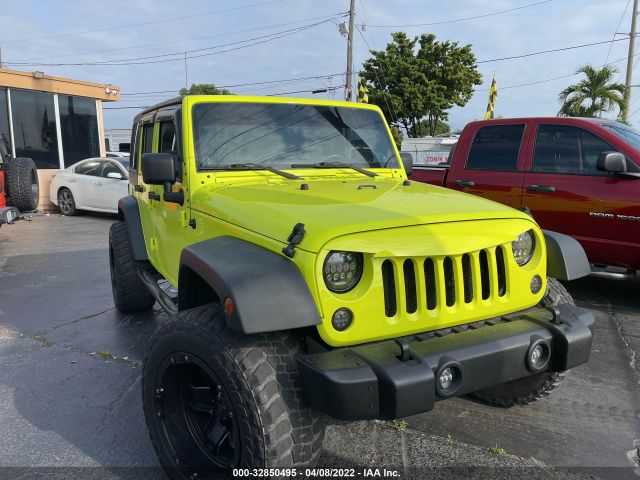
xmin=0 ymin=68 xmax=119 ymax=209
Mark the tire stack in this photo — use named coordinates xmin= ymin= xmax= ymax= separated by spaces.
xmin=4 ymin=157 xmax=39 ymax=212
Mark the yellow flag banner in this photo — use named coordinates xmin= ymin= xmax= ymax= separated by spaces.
xmin=357 ymin=77 xmax=369 ymax=104
xmin=484 ymin=74 xmax=498 ymax=120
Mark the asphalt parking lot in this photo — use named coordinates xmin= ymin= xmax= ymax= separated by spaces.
xmin=0 ymin=214 xmax=638 ymax=479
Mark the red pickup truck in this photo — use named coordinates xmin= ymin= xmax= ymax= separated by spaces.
xmin=409 ymin=117 xmax=640 ymax=273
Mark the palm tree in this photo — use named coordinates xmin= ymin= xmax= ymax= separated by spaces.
xmin=558 ymin=65 xmax=626 ymax=118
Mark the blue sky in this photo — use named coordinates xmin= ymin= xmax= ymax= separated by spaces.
xmin=0 ymin=0 xmax=635 ymax=131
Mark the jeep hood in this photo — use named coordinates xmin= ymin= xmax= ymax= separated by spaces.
xmin=191 ymin=177 xmax=533 ymax=253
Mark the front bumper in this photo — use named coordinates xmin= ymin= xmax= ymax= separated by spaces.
xmin=297 ymin=304 xmax=594 ymax=420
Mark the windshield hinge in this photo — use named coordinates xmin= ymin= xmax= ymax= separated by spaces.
xmin=282 ymin=223 xmax=305 ymax=258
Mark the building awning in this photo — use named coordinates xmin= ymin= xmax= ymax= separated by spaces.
xmin=0 ymin=68 xmax=120 ymax=101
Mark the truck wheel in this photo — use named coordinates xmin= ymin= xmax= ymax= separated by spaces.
xmin=57 ymin=188 xmax=77 ymax=216
xmin=471 ymin=277 xmax=571 ymax=407
xmin=142 ymin=303 xmax=325 ymax=479
xmin=5 ymin=157 xmax=39 ymax=212
xmin=109 ymin=221 xmax=156 ymax=313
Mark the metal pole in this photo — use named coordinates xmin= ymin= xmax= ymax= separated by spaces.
xmin=624 ymin=0 xmax=639 ymax=122
xmin=345 ymin=0 xmax=356 ymax=101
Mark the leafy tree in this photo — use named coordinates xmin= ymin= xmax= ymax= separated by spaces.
xmin=179 ymin=83 xmax=233 ymax=96
xmin=390 ymin=126 xmax=403 ymax=149
xmin=416 ymin=120 xmax=450 ymax=136
xmin=360 ymin=32 xmax=481 ymax=137
xmin=558 ymin=65 xmax=625 ymax=118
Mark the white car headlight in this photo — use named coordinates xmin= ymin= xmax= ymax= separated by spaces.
xmin=323 ymin=251 xmax=363 ymax=293
xmin=512 ymin=230 xmax=535 ymax=266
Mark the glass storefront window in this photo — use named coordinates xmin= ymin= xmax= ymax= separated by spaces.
xmin=0 ymin=88 xmax=11 ymax=155
xmin=59 ymin=96 xmax=100 ymax=167
xmin=10 ymin=89 xmax=59 ymax=169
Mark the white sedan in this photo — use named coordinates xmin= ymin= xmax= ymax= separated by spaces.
xmin=50 ymin=157 xmax=129 ymax=215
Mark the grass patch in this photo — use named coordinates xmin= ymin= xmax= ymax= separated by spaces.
xmin=488 ymin=445 xmax=506 ymax=455
xmin=98 ymin=351 xmax=113 ymax=359
xmin=391 ymin=419 xmax=408 ymax=432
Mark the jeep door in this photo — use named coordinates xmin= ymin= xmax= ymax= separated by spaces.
xmin=445 ymin=121 xmax=529 ymax=208
xmin=131 ymin=118 xmax=159 ymax=265
xmin=522 ymin=121 xmax=640 ymax=269
xmin=147 ymin=113 xmax=190 ymax=284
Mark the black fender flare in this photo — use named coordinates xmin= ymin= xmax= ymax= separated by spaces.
xmin=178 ymin=236 xmax=321 ymax=334
xmin=117 ymin=196 xmax=148 ymax=262
xmin=543 ymin=230 xmax=591 ymax=281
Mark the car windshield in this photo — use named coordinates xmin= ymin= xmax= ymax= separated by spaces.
xmin=116 ymin=158 xmax=130 ymax=170
xmin=603 ymin=123 xmax=640 ymax=151
xmin=192 ymin=103 xmax=399 ymax=171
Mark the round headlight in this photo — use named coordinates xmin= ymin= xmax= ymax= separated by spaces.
xmin=323 ymin=251 xmax=363 ymax=293
xmin=512 ymin=230 xmax=535 ymax=266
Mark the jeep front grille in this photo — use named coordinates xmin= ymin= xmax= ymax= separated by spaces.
xmin=381 ymin=247 xmax=508 ymax=318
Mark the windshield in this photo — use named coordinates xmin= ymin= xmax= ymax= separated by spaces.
xmin=192 ymin=103 xmax=399 ymax=171
xmin=116 ymin=158 xmax=130 ymax=170
xmin=603 ymin=123 xmax=640 ymax=151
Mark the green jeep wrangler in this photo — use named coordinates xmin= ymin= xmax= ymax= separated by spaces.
xmin=109 ymin=95 xmax=594 ymax=478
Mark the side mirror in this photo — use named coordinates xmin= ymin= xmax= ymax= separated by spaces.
xmin=597 ymin=151 xmax=626 ymax=173
xmin=399 ymin=152 xmax=413 ymax=176
xmin=142 ymin=153 xmax=176 ymax=185
xmin=107 ymin=172 xmax=124 ymax=180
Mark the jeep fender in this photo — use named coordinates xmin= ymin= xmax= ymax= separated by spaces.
xmin=543 ymin=230 xmax=591 ymax=281
xmin=117 ymin=196 xmax=148 ymax=262
xmin=178 ymin=236 xmax=321 ymax=334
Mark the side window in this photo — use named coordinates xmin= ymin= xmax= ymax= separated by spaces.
xmin=131 ymin=124 xmax=141 ymax=170
xmin=100 ymin=161 xmax=123 ymax=178
xmin=158 ymin=121 xmax=176 ymax=153
xmin=466 ymin=125 xmax=524 ymax=171
xmin=533 ymin=125 xmax=611 ymax=175
xmin=142 ymin=123 xmax=154 ymax=154
xmin=158 ymin=120 xmax=182 ymax=181
xmin=75 ymin=160 xmax=101 ymax=176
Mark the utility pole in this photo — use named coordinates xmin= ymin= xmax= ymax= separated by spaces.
xmin=345 ymin=0 xmax=356 ymax=101
xmin=623 ymin=0 xmax=639 ymax=122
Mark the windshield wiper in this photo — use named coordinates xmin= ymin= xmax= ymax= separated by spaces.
xmin=290 ymin=161 xmax=377 ymax=177
xmin=205 ymin=163 xmax=302 ymax=180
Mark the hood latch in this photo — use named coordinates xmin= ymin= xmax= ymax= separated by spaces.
xmin=282 ymin=223 xmax=306 ymax=258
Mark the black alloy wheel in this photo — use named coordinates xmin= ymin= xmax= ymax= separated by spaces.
xmin=153 ymin=352 xmax=240 ymax=476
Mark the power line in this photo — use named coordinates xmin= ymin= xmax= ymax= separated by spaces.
xmin=4 ymin=21 xmax=329 ymax=67
xmin=105 ymin=86 xmax=342 ymax=110
xmin=474 ymin=50 xmax=637 ymax=92
xmin=121 ymin=73 xmax=343 ymax=96
xmin=367 ymin=0 xmax=552 ymax=28
xmin=12 ymin=13 xmax=347 ymax=63
xmin=355 ymin=25 xmax=399 ymax=124
xmin=603 ymin=0 xmax=631 ymax=65
xmin=2 ymin=0 xmax=285 ymax=45
xmin=477 ymin=37 xmax=628 ymax=64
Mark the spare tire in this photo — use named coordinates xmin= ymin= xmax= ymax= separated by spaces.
xmin=5 ymin=157 xmax=39 ymax=212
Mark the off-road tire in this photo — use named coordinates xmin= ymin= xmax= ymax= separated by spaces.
xmin=471 ymin=277 xmax=571 ymax=407
xmin=109 ymin=221 xmax=155 ymax=313
xmin=142 ymin=303 xmax=325 ymax=479
xmin=5 ymin=157 xmax=39 ymax=212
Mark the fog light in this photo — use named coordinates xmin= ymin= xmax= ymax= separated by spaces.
xmin=530 ymin=275 xmax=543 ymax=294
xmin=438 ymin=367 xmax=455 ymax=390
xmin=526 ymin=340 xmax=550 ymax=371
xmin=332 ymin=308 xmax=353 ymax=331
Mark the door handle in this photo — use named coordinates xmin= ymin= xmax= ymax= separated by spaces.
xmin=69 ymin=179 xmax=76 ymax=183
xmin=133 ymin=185 xmax=144 ymax=192
xmin=528 ymin=184 xmax=556 ymax=192
xmin=148 ymin=191 xmax=161 ymax=201
xmin=454 ymin=179 xmax=476 ymax=187
xmin=94 ymin=181 xmax=102 ymax=186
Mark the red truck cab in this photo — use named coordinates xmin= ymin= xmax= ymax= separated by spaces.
xmin=410 ymin=117 xmax=640 ymax=272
